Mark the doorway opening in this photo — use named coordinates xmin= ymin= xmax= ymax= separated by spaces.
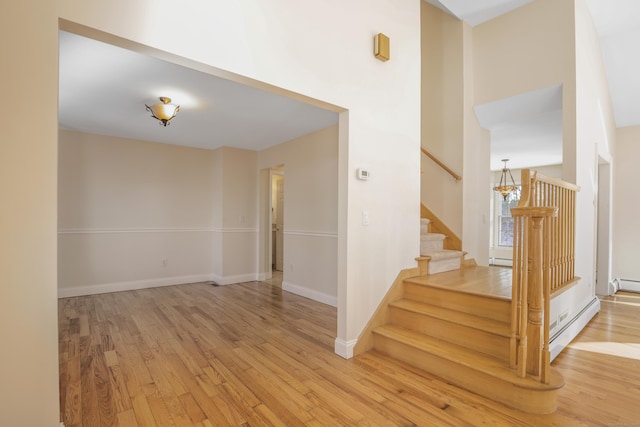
xmin=596 ymin=159 xmax=613 ymax=295
xmin=269 ymin=166 xmax=285 ymax=287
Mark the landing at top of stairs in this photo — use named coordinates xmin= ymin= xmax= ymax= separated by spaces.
xmin=407 ymin=265 xmax=513 ymax=300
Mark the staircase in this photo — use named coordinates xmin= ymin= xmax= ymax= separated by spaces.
xmin=365 ymin=219 xmax=564 ymax=414
xmin=419 ymin=218 xmax=465 ymax=274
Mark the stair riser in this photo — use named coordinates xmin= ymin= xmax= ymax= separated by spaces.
xmin=388 ymin=307 xmax=510 ymax=361
xmin=404 ymin=283 xmax=510 ymax=323
xmin=427 ymin=257 xmax=461 ymax=274
xmin=420 ymin=240 xmax=444 ymax=255
xmin=373 ymin=333 xmax=559 ymax=414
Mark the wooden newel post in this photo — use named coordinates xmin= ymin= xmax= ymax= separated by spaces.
xmin=526 ymin=215 xmax=545 ymax=377
xmin=511 ymin=206 xmax=556 ymax=381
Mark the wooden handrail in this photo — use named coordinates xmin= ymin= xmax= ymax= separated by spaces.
xmin=421 ymin=147 xmax=461 ymax=181
xmin=510 ymin=169 xmax=579 ymax=385
xmin=520 ymin=170 xmax=580 ymax=292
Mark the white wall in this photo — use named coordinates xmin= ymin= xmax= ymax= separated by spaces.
xmin=1 ymin=2 xmax=60 ymax=425
xmin=573 ymin=0 xmax=616 ymax=303
xmin=58 ymin=130 xmax=218 ymax=296
xmin=58 ymin=0 xmax=421 ymax=359
xmin=259 ymin=125 xmax=339 ymax=306
xmin=613 ymin=126 xmax=640 ymax=282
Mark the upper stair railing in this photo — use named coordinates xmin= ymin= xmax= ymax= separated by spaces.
xmin=509 ymin=169 xmax=580 ymax=384
xmin=421 ymin=147 xmax=461 ymax=181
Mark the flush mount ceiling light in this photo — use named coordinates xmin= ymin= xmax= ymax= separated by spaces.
xmin=493 ymin=159 xmax=518 ymax=201
xmin=145 ymin=96 xmax=180 ymax=126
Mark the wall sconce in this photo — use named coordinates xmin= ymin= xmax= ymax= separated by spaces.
xmin=145 ymin=97 xmax=180 ymax=126
xmin=374 ymin=33 xmax=390 ymax=62
xmin=493 ymin=159 xmax=518 ymax=200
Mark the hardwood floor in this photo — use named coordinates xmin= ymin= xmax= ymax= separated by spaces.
xmin=408 ymin=265 xmax=513 ymax=299
xmin=59 ymin=283 xmax=640 ymax=426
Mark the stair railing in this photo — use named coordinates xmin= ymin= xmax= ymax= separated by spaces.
xmin=421 ymin=147 xmax=461 ymax=181
xmin=509 ymin=170 xmax=580 ymax=384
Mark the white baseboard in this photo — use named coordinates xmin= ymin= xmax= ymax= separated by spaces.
xmin=550 ymin=296 xmax=600 ymax=360
xmin=617 ymin=278 xmax=640 ymax=293
xmin=211 ymin=273 xmax=260 ymax=286
xmin=334 ymin=337 xmax=357 ymax=359
xmin=489 ymin=257 xmax=513 ymax=267
xmin=58 ymin=274 xmax=214 ymax=298
xmin=282 ymin=281 xmax=337 ymax=307
xmin=609 ymin=279 xmax=619 ymax=295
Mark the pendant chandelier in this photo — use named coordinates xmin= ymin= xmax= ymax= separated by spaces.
xmin=493 ymin=159 xmax=518 ymax=201
xmin=145 ymin=97 xmax=180 ymax=126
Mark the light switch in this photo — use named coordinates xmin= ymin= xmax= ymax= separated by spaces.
xmin=362 ymin=210 xmax=370 ymax=226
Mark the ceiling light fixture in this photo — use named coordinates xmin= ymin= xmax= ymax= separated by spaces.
xmin=493 ymin=159 xmax=518 ymax=200
xmin=145 ymin=97 xmax=180 ymax=126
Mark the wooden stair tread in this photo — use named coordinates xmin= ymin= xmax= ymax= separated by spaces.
xmin=373 ymin=324 xmax=564 ymax=391
xmin=404 ymin=270 xmax=511 ymax=302
xmin=390 ymin=299 xmax=511 ymax=337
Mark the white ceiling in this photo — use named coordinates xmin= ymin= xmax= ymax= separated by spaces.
xmin=424 ymin=0 xmax=534 ymax=26
xmin=58 ymin=31 xmax=338 ymax=152
xmin=59 ymin=2 xmax=640 ymax=169
xmin=475 ymin=85 xmax=563 ymax=171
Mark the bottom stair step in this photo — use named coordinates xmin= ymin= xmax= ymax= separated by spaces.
xmin=421 ymin=250 xmax=463 ymax=274
xmin=372 ymin=324 xmax=564 ymax=414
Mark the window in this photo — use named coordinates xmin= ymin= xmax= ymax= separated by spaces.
xmin=496 ymin=188 xmax=520 ymax=247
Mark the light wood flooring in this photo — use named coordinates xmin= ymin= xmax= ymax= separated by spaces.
xmin=408 ymin=265 xmax=513 ymax=299
xmin=59 ymin=282 xmax=640 ymax=426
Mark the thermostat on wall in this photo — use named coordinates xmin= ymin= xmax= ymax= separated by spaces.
xmin=356 ymin=168 xmax=371 ymax=180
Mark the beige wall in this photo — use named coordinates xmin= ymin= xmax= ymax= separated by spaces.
xmin=59 ymin=130 xmax=216 ymax=229
xmin=259 ymin=125 xmax=339 ymax=305
xmin=58 ymin=132 xmax=262 ymax=292
xmin=1 ymin=2 xmax=60 ymax=425
xmin=214 ymin=146 xmax=258 ymax=283
xmin=58 ymin=130 xmax=218 ymax=296
xmin=462 ymin=19 xmax=492 ymax=266
xmin=421 ymin=2 xmax=464 ymax=237
xmin=613 ymin=126 xmax=640 ymax=281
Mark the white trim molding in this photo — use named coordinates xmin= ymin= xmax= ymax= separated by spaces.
xmin=282 ymin=281 xmax=337 ymax=307
xmin=58 ymin=227 xmax=215 ymax=234
xmin=58 ymin=274 xmax=214 ymax=298
xmin=211 ymin=273 xmax=260 ymax=286
xmin=617 ymin=278 xmax=640 ymax=293
xmin=214 ymin=227 xmax=258 ymax=234
xmin=549 ymin=296 xmax=601 ymax=360
xmin=284 ymin=230 xmax=338 ymax=238
xmin=334 ymin=338 xmax=357 ymax=359
xmin=58 ymin=227 xmax=259 ymax=235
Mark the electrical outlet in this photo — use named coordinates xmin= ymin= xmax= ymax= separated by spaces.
xmin=162 ymin=259 xmax=168 ymax=268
